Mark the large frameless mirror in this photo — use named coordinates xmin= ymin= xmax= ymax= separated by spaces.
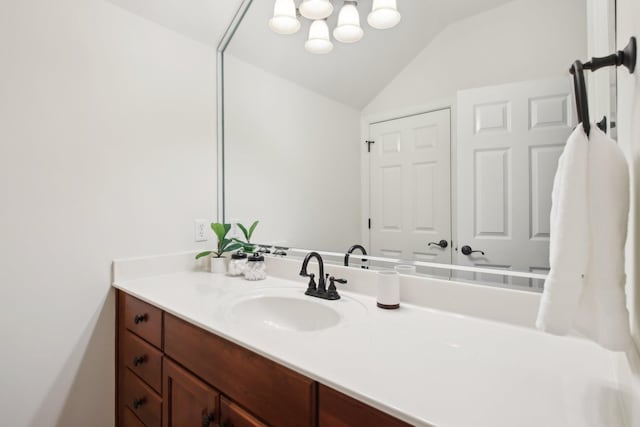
xmin=220 ymin=0 xmax=617 ymax=290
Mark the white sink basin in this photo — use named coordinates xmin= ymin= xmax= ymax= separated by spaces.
xmin=231 ymin=296 xmax=341 ymax=332
xmin=226 ymin=288 xmax=367 ymax=332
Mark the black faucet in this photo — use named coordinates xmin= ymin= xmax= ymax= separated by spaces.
xmin=344 ymin=244 xmax=369 ymax=269
xmin=300 ymin=252 xmax=346 ymax=300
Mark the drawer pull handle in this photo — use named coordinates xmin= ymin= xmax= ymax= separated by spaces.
xmin=133 ymin=398 xmax=146 ymax=409
xmin=134 ymin=314 xmax=148 ymax=324
xmin=133 ymin=356 xmax=145 ymax=367
xmin=201 ymin=413 xmax=215 ymax=426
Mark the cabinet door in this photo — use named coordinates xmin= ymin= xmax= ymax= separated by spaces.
xmin=318 ymin=385 xmax=411 ymax=427
xmin=220 ymin=396 xmax=267 ymax=427
xmin=163 ymin=358 xmax=219 ymax=427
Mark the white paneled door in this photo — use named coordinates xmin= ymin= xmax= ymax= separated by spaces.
xmin=456 ymin=78 xmax=574 ymax=287
xmin=369 ymin=109 xmax=451 ymax=266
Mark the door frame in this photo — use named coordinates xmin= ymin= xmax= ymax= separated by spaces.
xmin=360 ymin=97 xmax=457 ymax=254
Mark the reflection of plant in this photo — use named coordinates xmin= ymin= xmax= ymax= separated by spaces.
xmin=195 ymin=223 xmax=242 ymax=259
xmin=234 ymin=220 xmax=259 ymax=253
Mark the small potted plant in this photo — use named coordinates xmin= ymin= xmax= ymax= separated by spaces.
xmin=234 ymin=220 xmax=259 ymax=253
xmin=195 ymin=223 xmax=242 ymax=273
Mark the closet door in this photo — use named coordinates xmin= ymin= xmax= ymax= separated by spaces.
xmin=369 ymin=109 xmax=452 ymax=270
xmin=456 ymin=78 xmax=574 ymax=287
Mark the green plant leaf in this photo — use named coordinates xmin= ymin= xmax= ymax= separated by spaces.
xmin=195 ymin=251 xmax=212 ymax=260
xmin=225 ymin=243 xmax=243 ymax=253
xmin=237 ymin=223 xmax=249 ymax=241
xmin=211 ymin=223 xmax=228 ymax=241
xmin=248 ymin=220 xmax=259 ymax=239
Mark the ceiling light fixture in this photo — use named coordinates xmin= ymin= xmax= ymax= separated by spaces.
xmin=269 ymin=0 xmax=301 ymax=35
xmin=367 ymin=0 xmax=401 ymax=30
xmin=299 ymin=0 xmax=334 ymax=20
xmin=268 ymin=0 xmax=401 ymax=54
xmin=305 ymin=19 xmax=334 ymax=54
xmin=333 ymin=1 xmax=363 ymax=43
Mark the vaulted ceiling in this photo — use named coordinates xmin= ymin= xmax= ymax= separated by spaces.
xmin=227 ymin=0 xmax=514 ymax=109
xmin=106 ymin=0 xmax=516 ymax=109
xmin=106 ymin=0 xmax=244 ymax=47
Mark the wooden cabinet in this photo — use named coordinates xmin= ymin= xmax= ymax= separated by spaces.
xmin=121 ymin=292 xmax=163 ymax=349
xmin=121 ymin=368 xmax=162 ymax=427
xmin=123 ymin=408 xmax=147 ymax=427
xmin=163 ymin=358 xmax=220 ymax=427
xmin=116 ymin=290 xmax=410 ymax=427
xmin=318 ymin=385 xmax=412 ymax=427
xmin=121 ymin=331 xmax=163 ymax=394
xmin=164 ymin=313 xmax=316 ymax=427
xmin=118 ymin=292 xmax=164 ymax=427
xmin=220 ymin=397 xmax=267 ymax=427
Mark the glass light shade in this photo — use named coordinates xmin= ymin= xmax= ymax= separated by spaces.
xmin=299 ymin=0 xmax=334 ymax=20
xmin=305 ymin=20 xmax=333 ymax=54
xmin=268 ymin=0 xmax=301 ymax=35
xmin=333 ymin=3 xmax=364 ymax=43
xmin=367 ymin=0 xmax=401 ymax=30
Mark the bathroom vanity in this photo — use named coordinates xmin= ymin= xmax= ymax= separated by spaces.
xmin=113 ymin=255 xmax=623 ymax=427
xmin=116 ymin=290 xmax=409 ymax=427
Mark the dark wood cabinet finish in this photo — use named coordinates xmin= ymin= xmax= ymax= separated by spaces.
xmin=318 ymin=385 xmax=412 ymax=427
xmin=220 ymin=396 xmax=267 ymax=427
xmin=121 ymin=368 xmax=162 ymax=427
xmin=121 ymin=330 xmax=163 ymax=393
xmin=163 ymin=358 xmax=220 ymax=427
xmin=164 ymin=313 xmax=316 ymax=427
xmin=116 ymin=289 xmax=412 ymax=427
xmin=123 ymin=407 xmax=147 ymax=427
xmin=121 ymin=292 xmax=163 ymax=349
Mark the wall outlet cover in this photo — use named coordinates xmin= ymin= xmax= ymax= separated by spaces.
xmin=194 ymin=219 xmax=208 ymax=242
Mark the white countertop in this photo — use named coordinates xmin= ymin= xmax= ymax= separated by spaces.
xmin=113 ymin=271 xmax=623 ymax=427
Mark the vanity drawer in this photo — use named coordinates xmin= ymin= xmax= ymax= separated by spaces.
xmin=122 ymin=407 xmax=146 ymax=427
xmin=121 ymin=292 xmax=163 ymax=349
xmin=121 ymin=330 xmax=163 ymax=393
xmin=220 ymin=396 xmax=267 ymax=427
xmin=164 ymin=314 xmax=316 ymax=427
xmin=318 ymin=385 xmax=411 ymax=427
xmin=121 ymin=368 xmax=162 ymax=427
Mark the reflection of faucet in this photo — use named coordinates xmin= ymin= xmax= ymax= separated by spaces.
xmin=300 ymin=252 xmax=346 ymax=300
xmin=344 ymin=244 xmax=368 ymax=269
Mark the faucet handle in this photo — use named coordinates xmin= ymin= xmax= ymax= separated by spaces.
xmin=327 ymin=276 xmax=346 ymax=300
xmin=303 ymin=273 xmax=317 ymax=294
xmin=330 ymin=277 xmax=347 ymax=285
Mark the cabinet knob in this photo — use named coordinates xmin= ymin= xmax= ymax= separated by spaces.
xmin=201 ymin=413 xmax=215 ymax=427
xmin=133 ymin=398 xmax=145 ymax=409
xmin=133 ymin=314 xmax=148 ymax=324
xmin=133 ymin=356 xmax=145 ymax=367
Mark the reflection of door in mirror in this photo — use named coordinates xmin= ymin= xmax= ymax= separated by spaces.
xmin=221 ymin=0 xmax=616 ymax=290
xmin=455 ymin=78 xmax=574 ymax=288
xmin=369 ymin=109 xmax=451 ymax=276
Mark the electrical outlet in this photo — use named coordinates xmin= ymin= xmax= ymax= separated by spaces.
xmin=194 ymin=219 xmax=208 ymax=242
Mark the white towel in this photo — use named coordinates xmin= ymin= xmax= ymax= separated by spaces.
xmin=536 ymin=125 xmax=631 ymax=351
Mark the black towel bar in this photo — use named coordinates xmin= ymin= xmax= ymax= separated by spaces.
xmin=569 ymin=37 xmax=636 ymax=136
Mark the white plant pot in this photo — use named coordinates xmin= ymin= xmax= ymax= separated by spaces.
xmin=210 ymin=257 xmax=227 ymax=274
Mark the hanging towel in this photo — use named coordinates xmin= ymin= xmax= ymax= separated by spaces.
xmin=536 ymin=125 xmax=631 ymax=351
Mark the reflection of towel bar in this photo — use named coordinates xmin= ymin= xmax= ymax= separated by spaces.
xmin=569 ymin=36 xmax=636 ymax=137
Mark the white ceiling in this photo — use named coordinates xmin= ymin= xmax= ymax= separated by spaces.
xmin=104 ymin=0 xmax=516 ymax=109
xmin=227 ymin=0 xmax=514 ymax=109
xmin=106 ymin=0 xmax=244 ymax=47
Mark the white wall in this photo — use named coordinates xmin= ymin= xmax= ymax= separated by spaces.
xmin=362 ymin=0 xmax=587 ymax=116
xmin=616 ymin=0 xmax=640 ymax=424
xmin=224 ymin=54 xmax=361 ymax=252
xmin=0 ymin=1 xmax=218 ymax=426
